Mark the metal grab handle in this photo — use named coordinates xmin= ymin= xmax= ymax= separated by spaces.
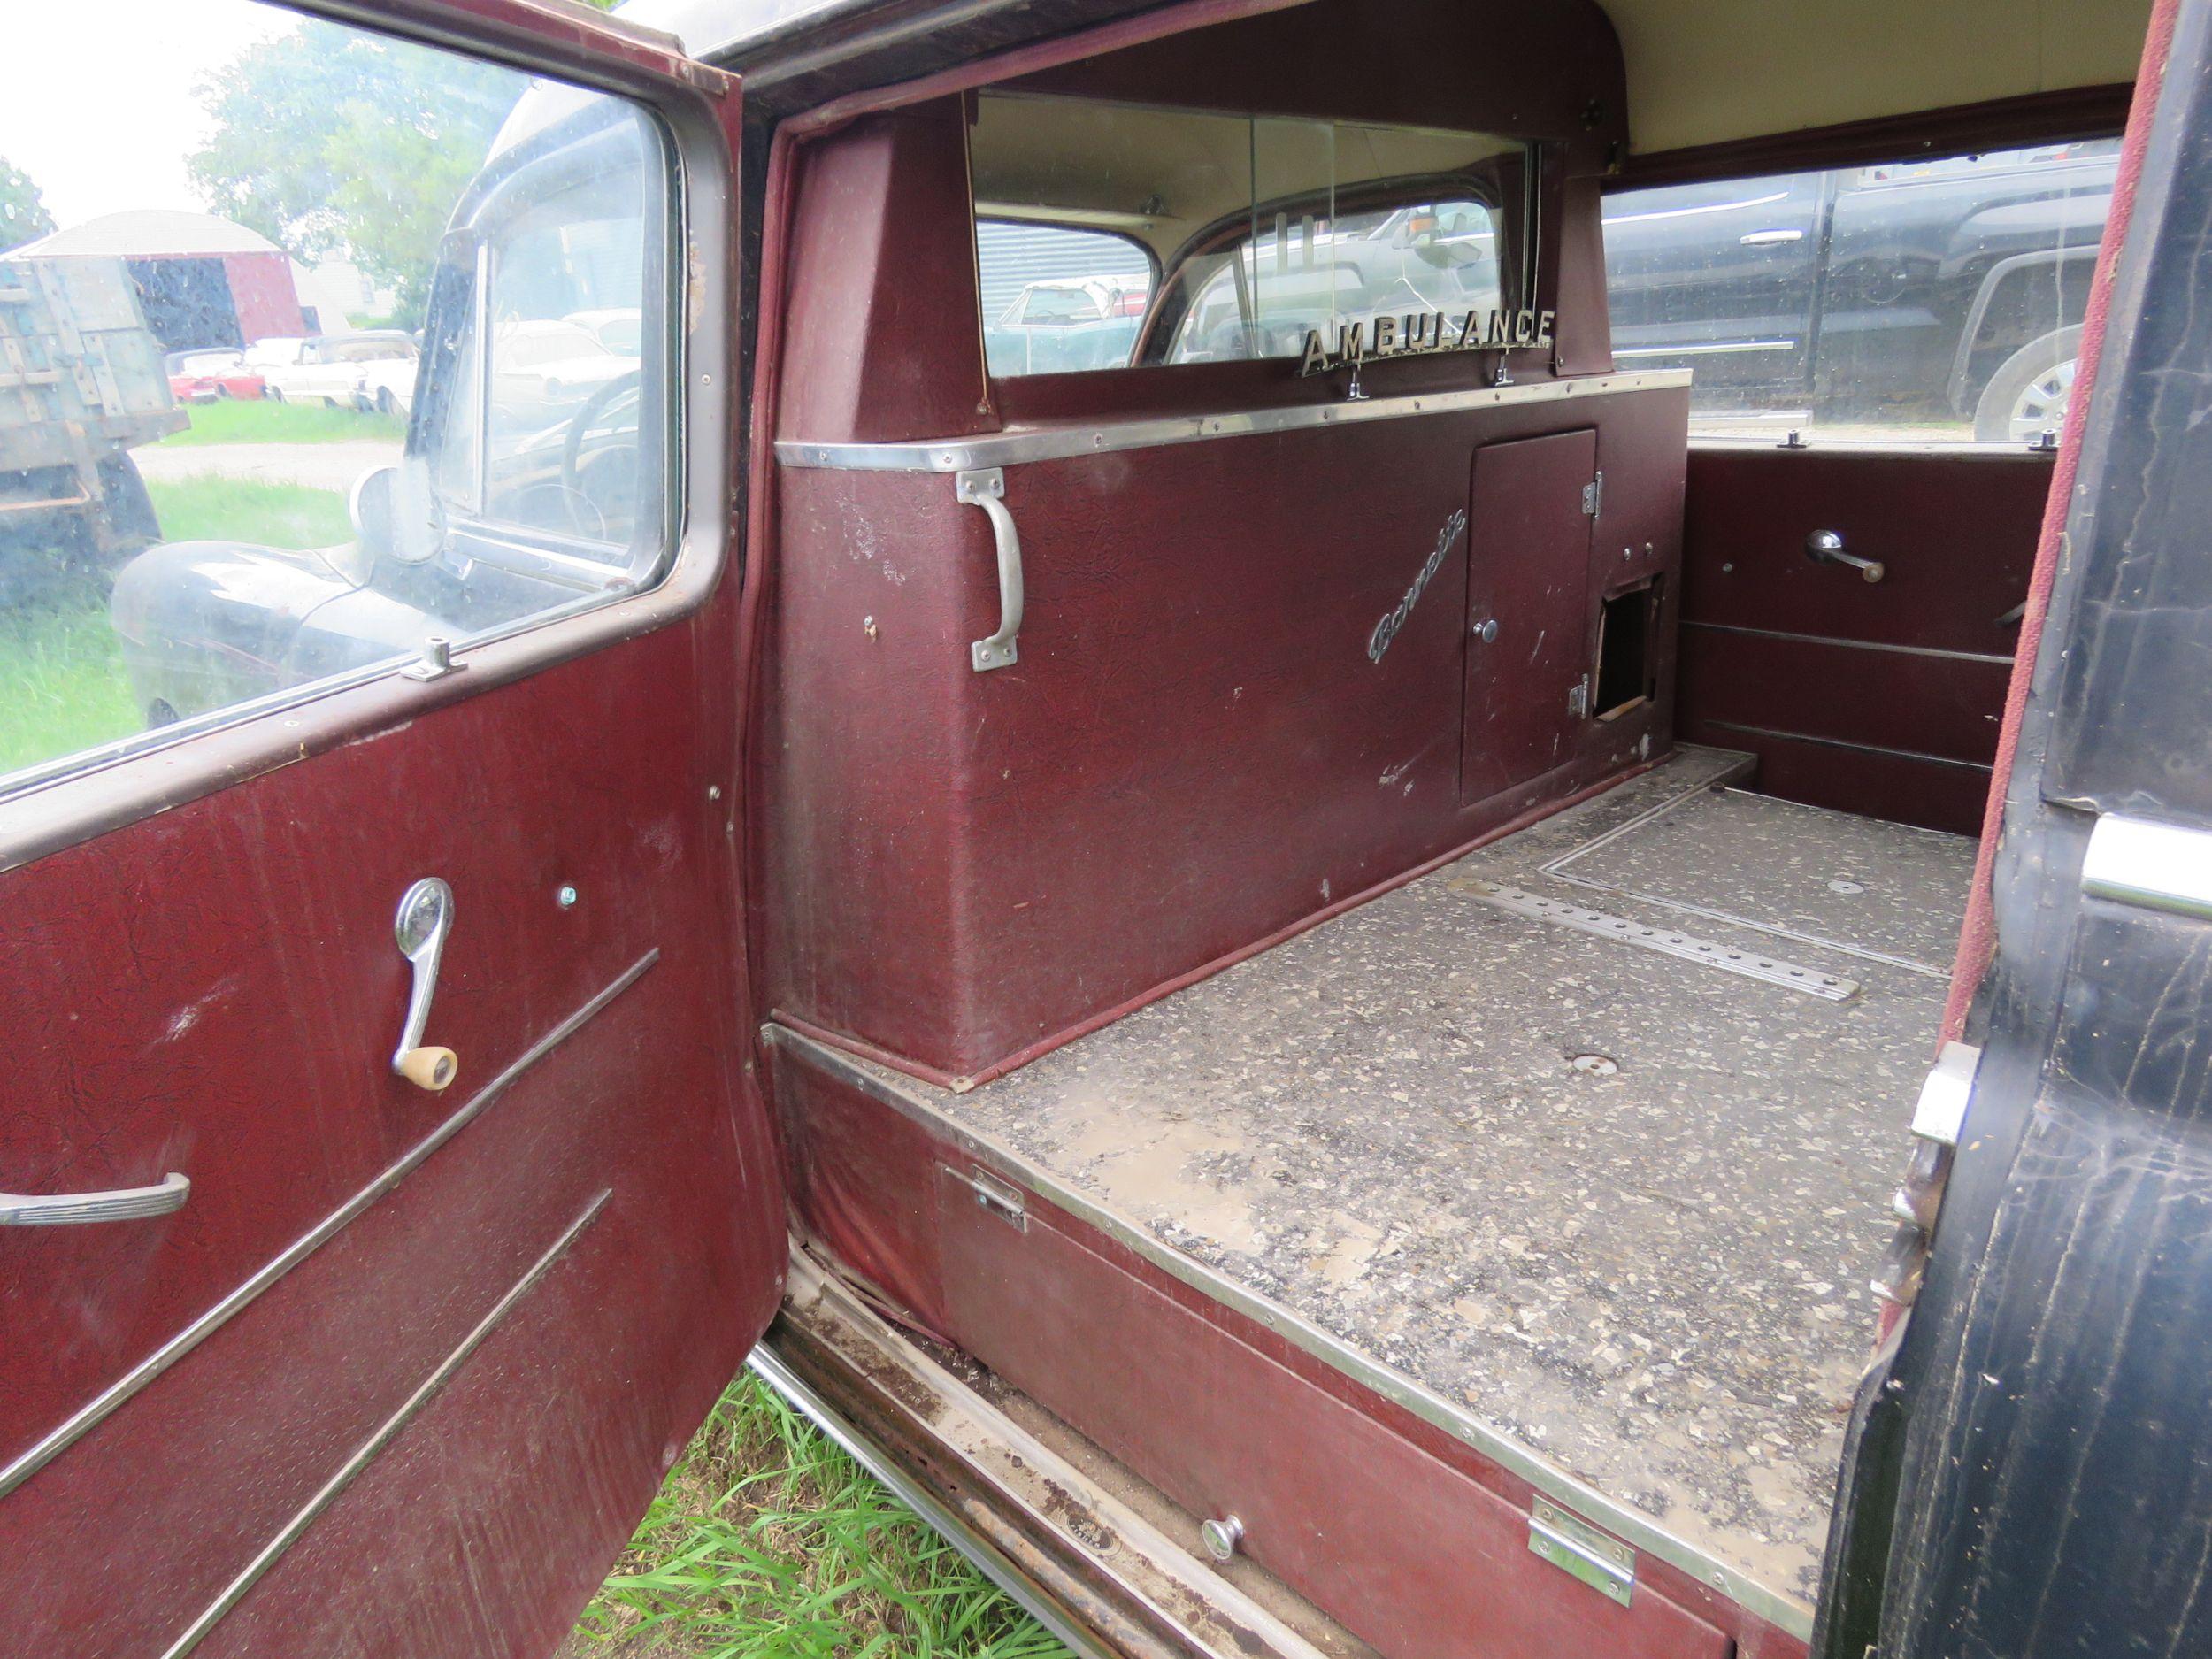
xmin=1805 ymin=528 xmax=1885 ymax=583
xmin=391 ymin=878 xmax=458 ymax=1091
xmin=1 ymin=1171 xmax=189 ymax=1227
xmin=956 ymin=467 xmax=1024 ymax=671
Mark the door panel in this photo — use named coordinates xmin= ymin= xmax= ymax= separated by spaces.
xmin=1461 ymin=429 xmax=1600 ymax=803
xmin=0 ymin=5 xmax=774 ymax=1655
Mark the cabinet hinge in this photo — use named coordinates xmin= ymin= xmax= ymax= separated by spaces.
xmin=1581 ymin=470 xmax=1603 ymax=517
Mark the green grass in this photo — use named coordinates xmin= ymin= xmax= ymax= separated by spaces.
xmin=144 ymin=476 xmax=351 ymax=549
xmin=0 ymin=574 xmax=142 ymax=775
xmin=0 ymin=478 xmax=351 ymax=778
xmin=159 ymin=396 xmax=406 ymax=447
xmin=566 ymin=1370 xmax=1070 ymax=1659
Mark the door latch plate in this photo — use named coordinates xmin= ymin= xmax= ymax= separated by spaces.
xmin=1528 ymin=1497 xmax=1634 ymax=1607
xmin=950 ymin=1164 xmax=1027 ymax=1230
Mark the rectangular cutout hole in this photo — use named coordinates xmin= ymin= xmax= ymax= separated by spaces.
xmin=1594 ymin=579 xmax=1658 ymax=721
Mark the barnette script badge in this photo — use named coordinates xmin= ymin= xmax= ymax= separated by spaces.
xmin=1370 ymin=508 xmax=1468 ymax=663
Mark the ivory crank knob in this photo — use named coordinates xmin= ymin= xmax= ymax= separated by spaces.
xmin=396 ymin=1046 xmax=458 ymax=1091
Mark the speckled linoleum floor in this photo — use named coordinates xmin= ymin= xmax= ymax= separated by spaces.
xmin=909 ymin=748 xmax=1973 ymax=1609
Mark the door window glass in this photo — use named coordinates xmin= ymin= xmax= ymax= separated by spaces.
xmin=969 ymin=94 xmax=1529 ymax=377
xmin=1600 ymin=140 xmax=2119 ymax=444
xmin=0 ymin=0 xmax=673 ymax=797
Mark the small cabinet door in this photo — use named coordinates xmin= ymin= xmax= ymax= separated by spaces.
xmin=1460 ymin=429 xmax=1599 ymax=804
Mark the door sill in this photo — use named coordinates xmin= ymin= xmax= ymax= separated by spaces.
xmin=759 ymin=1248 xmax=1352 ymax=1659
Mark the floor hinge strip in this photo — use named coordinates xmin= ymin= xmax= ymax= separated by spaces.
xmin=1451 ymin=879 xmax=1861 ymax=1001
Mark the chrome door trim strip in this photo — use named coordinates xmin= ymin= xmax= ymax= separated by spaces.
xmin=2081 ymin=813 xmax=2212 ymax=921
xmin=773 ymin=369 xmax=1693 ymax=473
xmin=1682 ymin=620 xmax=2016 ymax=666
xmin=160 ymin=1190 xmax=612 ymax=1659
xmin=764 ymin=1021 xmax=1819 ymax=1642
xmin=0 ymin=951 xmax=658 ymax=1502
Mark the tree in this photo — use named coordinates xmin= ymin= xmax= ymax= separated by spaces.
xmin=0 ymin=158 xmax=56 ymax=254
xmin=188 ymin=21 xmax=519 ymax=324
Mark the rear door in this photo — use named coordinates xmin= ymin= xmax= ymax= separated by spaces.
xmin=0 ymin=4 xmax=780 ymax=1655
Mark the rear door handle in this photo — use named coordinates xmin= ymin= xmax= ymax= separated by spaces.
xmin=2 ymin=1172 xmax=189 ymax=1226
xmin=1740 ymin=228 xmax=1805 ymax=247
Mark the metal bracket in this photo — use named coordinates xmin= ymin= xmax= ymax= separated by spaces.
xmin=956 ymin=467 xmax=1024 ymax=672
xmin=1529 ymin=1498 xmax=1634 ymax=1607
xmin=952 ymin=1164 xmax=1027 ymax=1230
xmin=1580 ymin=471 xmax=1603 ymax=517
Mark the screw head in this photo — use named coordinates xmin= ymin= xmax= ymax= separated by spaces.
xmin=555 ymin=884 xmax=580 ymax=910
xmin=1200 ymin=1515 xmax=1244 ymax=1563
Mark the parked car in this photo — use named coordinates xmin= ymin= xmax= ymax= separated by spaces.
xmin=163 ymin=348 xmax=266 ymax=403
xmin=248 ymin=330 xmax=419 ymax=412
xmin=983 ymin=275 xmax=1151 ymax=374
xmin=488 ymin=316 xmax=638 ymax=418
xmin=1603 ymin=140 xmax=2118 ymax=439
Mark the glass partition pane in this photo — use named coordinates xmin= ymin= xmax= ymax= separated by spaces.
xmin=971 ymin=93 xmax=1529 ymax=377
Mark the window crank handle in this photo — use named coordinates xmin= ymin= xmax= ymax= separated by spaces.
xmin=1805 ymin=528 xmax=1885 ymax=583
xmin=392 ymin=878 xmax=458 ymax=1091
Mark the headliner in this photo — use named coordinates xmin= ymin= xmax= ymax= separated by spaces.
xmin=617 ymin=0 xmax=2152 ymax=156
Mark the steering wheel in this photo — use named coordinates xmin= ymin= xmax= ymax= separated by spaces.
xmin=558 ymin=369 xmax=642 ymax=536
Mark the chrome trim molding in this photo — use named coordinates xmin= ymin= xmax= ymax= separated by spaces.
xmin=0 ymin=951 xmax=658 ymax=1502
xmin=749 ymin=1344 xmax=1119 ymax=1659
xmin=2081 ymin=812 xmax=2212 ymax=921
xmin=160 ymin=1190 xmax=612 ymax=1659
xmin=764 ymin=1021 xmax=1819 ymax=1641
xmin=774 ymin=369 xmax=1693 ymax=473
xmin=1681 ymin=620 xmax=2015 ymax=667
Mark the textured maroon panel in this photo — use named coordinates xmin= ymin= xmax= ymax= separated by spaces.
xmin=1462 ymin=429 xmax=1600 ymax=803
xmin=1680 ymin=449 xmax=2045 ymax=656
xmin=768 ymin=1044 xmax=1802 ymax=1659
xmin=1678 ymin=446 xmax=2047 ymax=833
xmin=774 ymin=101 xmax=995 ymax=446
xmin=759 ymin=387 xmax=1689 ymax=1080
xmin=0 ymin=12 xmax=780 ymax=1641
xmin=0 ymin=624 xmax=786 ymax=1655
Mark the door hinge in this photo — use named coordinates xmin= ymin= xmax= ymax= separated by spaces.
xmin=950 ymin=1164 xmax=1027 ymax=1230
xmin=1580 ymin=471 xmax=1603 ymax=517
xmin=1528 ymin=1497 xmax=1634 ymax=1607
xmin=1567 ymin=675 xmax=1591 ymax=718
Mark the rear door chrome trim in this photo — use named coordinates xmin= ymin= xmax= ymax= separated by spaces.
xmin=0 ymin=951 xmax=657 ymax=1502
xmin=159 ymin=1191 xmax=612 ymax=1659
xmin=773 ymin=369 xmax=1693 ymax=472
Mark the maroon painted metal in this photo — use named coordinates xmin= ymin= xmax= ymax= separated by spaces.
xmin=1675 ymin=448 xmax=2049 ymax=833
xmin=0 ymin=6 xmax=785 ymax=1655
xmin=1461 ymin=429 xmax=1601 ymax=803
xmin=759 ymin=386 xmax=1686 ymax=1085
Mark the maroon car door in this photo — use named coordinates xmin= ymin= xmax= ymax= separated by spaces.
xmin=0 ymin=6 xmax=781 ymax=1656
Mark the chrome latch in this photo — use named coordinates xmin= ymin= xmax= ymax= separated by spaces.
xmin=1877 ymin=1041 xmax=1980 ymax=1305
xmin=955 ymin=468 xmax=1024 ymax=672
xmin=1528 ymin=1498 xmax=1633 ymax=1607
xmin=954 ymin=1164 xmax=1027 ymax=1230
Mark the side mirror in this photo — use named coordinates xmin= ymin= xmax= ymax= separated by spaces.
xmin=349 ymin=463 xmax=442 ymax=565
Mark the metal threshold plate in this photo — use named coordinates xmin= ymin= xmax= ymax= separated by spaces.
xmin=1452 ymin=880 xmax=1861 ymax=1002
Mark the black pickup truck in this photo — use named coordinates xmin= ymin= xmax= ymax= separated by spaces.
xmin=1603 ymin=140 xmax=2118 ymax=439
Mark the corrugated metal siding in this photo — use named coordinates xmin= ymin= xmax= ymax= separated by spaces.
xmin=974 ymin=220 xmax=1151 ymax=323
